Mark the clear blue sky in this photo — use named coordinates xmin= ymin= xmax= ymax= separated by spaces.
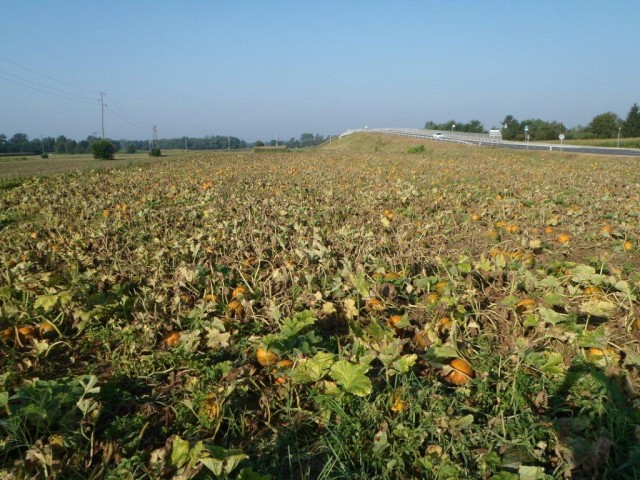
xmin=1 ymin=0 xmax=639 ymax=142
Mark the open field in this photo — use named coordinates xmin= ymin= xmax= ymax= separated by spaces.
xmin=0 ymin=150 xmax=190 ymax=181
xmin=1 ymin=135 xmax=640 ymax=479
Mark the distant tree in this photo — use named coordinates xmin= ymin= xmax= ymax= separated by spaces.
xmin=622 ymin=103 xmax=640 ymax=138
xmin=464 ymin=119 xmax=486 ymax=133
xmin=76 ymin=140 xmax=89 ymax=154
xmin=587 ymin=112 xmax=621 ymax=138
xmin=65 ymin=139 xmax=77 ymax=154
xmin=299 ymin=133 xmax=316 ymax=147
xmin=518 ymin=118 xmax=566 ymax=141
xmin=149 ymin=146 xmax=161 ymax=157
xmin=126 ymin=143 xmax=137 ymax=154
xmin=55 ymin=135 xmax=67 ymax=154
xmin=90 ymin=139 xmax=117 ymax=160
xmin=501 ymin=115 xmax=522 ymax=140
xmin=254 ymin=140 xmax=265 ymax=147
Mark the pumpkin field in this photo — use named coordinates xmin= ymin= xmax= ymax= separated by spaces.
xmin=1 ymin=134 xmax=640 ymax=479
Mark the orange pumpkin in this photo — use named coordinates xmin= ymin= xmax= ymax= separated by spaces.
xmin=445 ymin=358 xmax=475 ymax=386
xmin=231 ymin=286 xmax=246 ymax=299
xmin=165 ymin=332 xmax=181 ymax=348
xmin=257 ymin=347 xmax=279 ymax=366
xmin=515 ymin=298 xmax=536 ymax=313
xmin=228 ymin=300 xmax=244 ymax=316
xmin=556 ymin=233 xmax=572 ymax=244
xmin=365 ymin=298 xmax=386 ymax=312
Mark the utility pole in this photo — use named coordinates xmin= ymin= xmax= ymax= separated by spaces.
xmin=184 ymin=136 xmax=188 ymax=151
xmin=228 ymin=136 xmax=230 ymax=150
xmin=152 ymin=126 xmax=158 ymax=149
xmin=100 ymin=92 xmax=106 ymax=138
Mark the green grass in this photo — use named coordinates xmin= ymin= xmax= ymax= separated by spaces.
xmin=0 ymin=149 xmax=191 ymax=179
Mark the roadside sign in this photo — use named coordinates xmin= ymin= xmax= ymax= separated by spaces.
xmin=559 ymin=134 xmax=565 ymax=140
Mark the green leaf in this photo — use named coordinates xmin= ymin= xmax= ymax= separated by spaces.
xmin=449 ymin=414 xmax=474 ymax=429
xmin=34 ymin=294 xmax=58 ymax=312
xmin=423 ymin=346 xmax=458 ymax=361
xmin=579 ymin=299 xmax=617 ymax=318
xmin=390 ymin=354 xmax=417 ymax=374
xmin=290 ymin=352 xmax=335 ymax=384
xmin=200 ymin=445 xmax=248 ymax=476
xmin=518 ymin=465 xmax=546 ymax=480
xmin=539 ymin=307 xmax=566 ymax=325
xmin=578 ymin=325 xmax=608 ymax=348
xmin=571 ymin=264 xmax=596 ymax=283
xmin=170 ymin=435 xmax=191 ymax=469
xmin=237 ymin=468 xmax=272 ymax=480
xmin=538 ymin=276 xmax=561 ymax=288
xmin=542 ymin=292 xmax=563 ymax=306
xmin=280 ymin=310 xmax=315 ymax=338
xmin=490 ymin=472 xmax=519 ymax=480
xmin=329 ymin=360 xmax=372 ymax=396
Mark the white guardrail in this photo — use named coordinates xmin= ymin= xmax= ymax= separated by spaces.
xmin=339 ymin=128 xmax=640 ymax=156
xmin=340 ymin=128 xmax=567 ymax=151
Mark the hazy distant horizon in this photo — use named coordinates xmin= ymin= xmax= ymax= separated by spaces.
xmin=2 ymin=1 xmax=639 ymax=142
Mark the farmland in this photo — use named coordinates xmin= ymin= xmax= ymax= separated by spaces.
xmin=1 ymin=134 xmax=640 ymax=479
xmin=0 ymin=151 xmax=190 ymax=182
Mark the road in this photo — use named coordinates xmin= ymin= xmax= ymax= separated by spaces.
xmin=343 ymin=128 xmax=640 ymax=157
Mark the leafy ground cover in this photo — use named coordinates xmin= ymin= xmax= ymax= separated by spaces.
xmin=1 ymin=138 xmax=639 ymax=479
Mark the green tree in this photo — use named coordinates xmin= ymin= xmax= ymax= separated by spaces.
xmin=501 ymin=115 xmax=522 ymax=140
xmin=149 ymin=146 xmax=161 ymax=157
xmin=622 ymin=103 xmax=640 ymax=138
xmin=125 ymin=143 xmax=137 ymax=154
xmin=587 ymin=112 xmax=621 ymax=138
xmin=90 ymin=139 xmax=117 ymax=160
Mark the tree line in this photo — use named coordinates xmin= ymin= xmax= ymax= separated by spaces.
xmin=0 ymin=132 xmax=329 ymax=155
xmin=425 ymin=102 xmax=640 ymax=141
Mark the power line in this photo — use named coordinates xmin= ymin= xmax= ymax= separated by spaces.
xmin=105 ymin=105 xmax=145 ymax=130
xmin=0 ymin=73 xmax=96 ymax=105
xmin=0 ymin=55 xmax=98 ymax=95
xmin=0 ymin=68 xmax=97 ymax=102
xmin=104 ymin=99 xmax=147 ymax=130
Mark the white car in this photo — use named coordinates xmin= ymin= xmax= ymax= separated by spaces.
xmin=433 ymin=132 xmax=444 ymax=140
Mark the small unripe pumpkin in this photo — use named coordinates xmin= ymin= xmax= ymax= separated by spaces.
xmin=200 ymin=394 xmax=219 ymax=420
xmin=257 ymin=347 xmax=279 ymax=366
xmin=515 ymin=298 xmax=536 ymax=313
xmin=231 ymin=286 xmax=246 ymax=299
xmin=600 ymin=224 xmax=613 ymax=235
xmin=365 ymin=298 xmax=386 ymax=312
xmin=228 ymin=299 xmax=244 ymax=316
xmin=556 ymin=233 xmax=572 ymax=244
xmin=39 ymin=321 xmax=57 ymax=338
xmin=446 ymin=358 xmax=475 ymax=386
xmin=387 ymin=315 xmax=403 ymax=329
xmin=583 ymin=286 xmax=602 ymax=296
xmin=426 ymin=293 xmax=439 ymax=304
xmin=165 ymin=332 xmax=181 ymax=348
xmin=18 ymin=325 xmax=37 ymax=342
